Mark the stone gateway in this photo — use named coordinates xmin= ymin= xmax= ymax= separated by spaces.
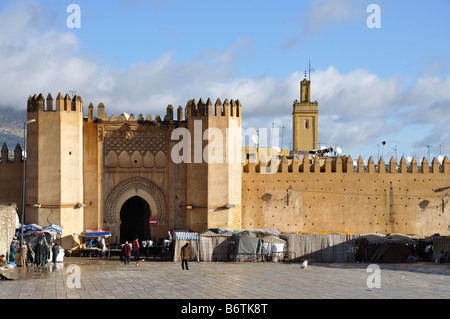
xmin=0 ymin=79 xmax=448 ymax=249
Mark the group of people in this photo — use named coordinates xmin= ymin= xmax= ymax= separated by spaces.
xmin=120 ymin=237 xmax=141 ymax=265
xmin=119 ymin=236 xmax=190 ymax=270
xmin=4 ymin=240 xmax=61 ymax=268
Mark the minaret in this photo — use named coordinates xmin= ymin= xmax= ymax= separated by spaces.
xmin=292 ymin=70 xmax=318 ymax=152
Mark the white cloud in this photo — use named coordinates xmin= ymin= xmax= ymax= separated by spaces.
xmin=282 ymin=0 xmax=366 ymax=51
xmin=302 ymin=0 xmax=360 ymax=35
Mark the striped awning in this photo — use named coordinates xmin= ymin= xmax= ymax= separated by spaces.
xmin=86 ymin=230 xmax=111 ymax=237
xmin=200 ymin=230 xmax=233 ymax=237
xmin=22 ymin=224 xmax=42 ymax=232
xmin=41 ymin=224 xmax=63 ymax=235
xmin=174 ymin=231 xmax=199 ymax=240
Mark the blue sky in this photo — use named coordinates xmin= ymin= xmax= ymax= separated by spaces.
xmin=1 ymin=0 xmax=450 ymax=161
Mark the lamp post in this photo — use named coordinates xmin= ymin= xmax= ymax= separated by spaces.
xmin=20 ymin=119 xmax=36 ymax=246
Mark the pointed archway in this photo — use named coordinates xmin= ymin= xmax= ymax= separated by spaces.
xmin=104 ymin=177 xmax=168 ymax=242
xmin=119 ymin=196 xmax=150 ymax=244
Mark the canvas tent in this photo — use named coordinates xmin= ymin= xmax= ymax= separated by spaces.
xmin=432 ymin=235 xmax=450 ymax=261
xmin=283 ymin=232 xmax=357 ymax=262
xmin=20 ymin=223 xmax=63 ymax=249
xmin=172 ymin=230 xmax=200 ymax=262
xmin=356 ymin=233 xmax=417 ymax=263
xmin=199 ymin=230 xmax=232 ymax=262
xmin=261 ymin=235 xmax=286 ymax=261
xmin=22 ymin=231 xmax=52 ymax=250
xmin=230 ymin=231 xmax=263 ymax=261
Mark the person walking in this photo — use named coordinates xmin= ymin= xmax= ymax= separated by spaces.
xmin=9 ymin=241 xmax=16 ymax=263
xmin=42 ymin=243 xmax=50 ymax=266
xmin=144 ymin=237 xmax=152 ymax=258
xmin=180 ymin=242 xmax=190 ymax=270
xmin=132 ymin=237 xmax=140 ymax=261
xmin=27 ymin=243 xmax=35 ymax=266
xmin=20 ymin=244 xmax=27 ymax=267
xmin=35 ymin=242 xmax=43 ymax=266
xmin=52 ymin=242 xmax=60 ymax=264
xmin=122 ymin=241 xmax=131 ymax=265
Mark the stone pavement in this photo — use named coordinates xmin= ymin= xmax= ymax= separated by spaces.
xmin=0 ymin=257 xmax=449 ymax=301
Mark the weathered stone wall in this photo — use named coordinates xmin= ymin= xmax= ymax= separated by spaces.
xmin=0 ymin=203 xmax=18 ymax=258
xmin=242 ymin=155 xmax=450 ymax=237
xmin=0 ymin=144 xmax=23 ymax=207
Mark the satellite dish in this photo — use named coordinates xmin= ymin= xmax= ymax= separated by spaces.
xmin=407 ymin=156 xmax=412 ymax=164
xmin=438 ymin=155 xmax=444 ymax=164
xmin=252 ymin=135 xmax=259 ymax=145
xmin=274 ymin=147 xmax=281 ymax=153
xmin=336 ymin=147 xmax=343 ymax=155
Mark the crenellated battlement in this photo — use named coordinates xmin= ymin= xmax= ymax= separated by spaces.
xmin=185 ymin=98 xmax=241 ymax=119
xmin=27 ymin=93 xmax=83 ymax=113
xmin=0 ymin=143 xmax=22 ymax=163
xmin=90 ymin=97 xmax=241 ymax=123
xmin=244 ymin=154 xmax=450 ymax=174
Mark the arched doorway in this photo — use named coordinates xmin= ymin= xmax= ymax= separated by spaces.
xmin=120 ymin=196 xmax=150 ymax=244
xmin=104 ymin=177 xmax=168 ymax=243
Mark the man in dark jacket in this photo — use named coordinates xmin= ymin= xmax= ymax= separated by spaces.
xmin=122 ymin=241 xmax=131 ymax=265
xmin=132 ymin=237 xmax=140 ymax=261
xmin=52 ymin=242 xmax=60 ymax=264
xmin=180 ymin=242 xmax=190 ymax=270
xmin=35 ymin=242 xmax=44 ymax=266
xmin=27 ymin=243 xmax=35 ymax=266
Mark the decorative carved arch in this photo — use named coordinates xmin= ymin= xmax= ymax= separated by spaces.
xmin=104 ymin=177 xmax=167 ymax=225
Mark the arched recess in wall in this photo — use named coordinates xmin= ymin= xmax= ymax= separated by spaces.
xmin=103 ymin=176 xmax=168 ymax=226
xmin=131 ymin=151 xmax=142 ymax=168
xmin=105 ymin=151 xmax=118 ymax=167
xmin=155 ymin=150 xmax=166 ymax=168
xmin=143 ymin=151 xmax=155 ymax=168
xmin=118 ymin=151 xmax=130 ymax=168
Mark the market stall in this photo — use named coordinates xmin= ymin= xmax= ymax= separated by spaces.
xmin=199 ymin=230 xmax=232 ymax=262
xmin=72 ymin=230 xmax=111 ymax=257
xmin=356 ymin=233 xmax=417 ymax=263
xmin=171 ymin=230 xmax=199 ymax=262
xmin=283 ymin=232 xmax=357 ymax=262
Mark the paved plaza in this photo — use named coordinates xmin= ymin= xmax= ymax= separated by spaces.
xmin=1 ymin=257 xmax=449 ymax=301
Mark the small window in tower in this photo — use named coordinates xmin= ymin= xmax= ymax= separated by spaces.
xmin=305 ymin=120 xmax=309 ymax=129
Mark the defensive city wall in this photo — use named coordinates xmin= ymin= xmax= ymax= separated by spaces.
xmin=0 ymin=144 xmax=23 ymax=207
xmin=242 ymin=155 xmax=450 ymax=237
